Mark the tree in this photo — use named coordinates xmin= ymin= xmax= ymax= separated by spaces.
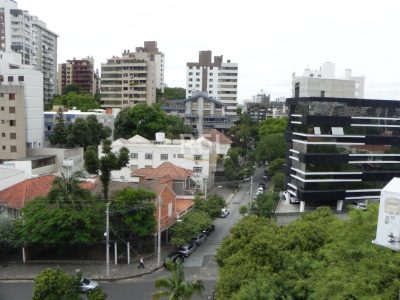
xmin=170 ymin=211 xmax=212 ymax=247
xmin=47 ymin=173 xmax=93 ymax=207
xmin=152 ymin=259 xmax=204 ymax=300
xmin=271 ymin=171 xmax=285 ymax=191
xmin=53 ymin=92 xmax=99 ymax=111
xmin=266 ymin=158 xmax=285 ymax=177
xmin=99 ymin=139 xmax=129 ymax=199
xmin=111 ymin=188 xmax=156 ymax=240
xmin=251 ymin=192 xmax=279 ymax=217
xmin=62 ymin=83 xmax=82 ymax=95
xmin=0 ymin=215 xmax=17 ymax=250
xmin=18 ymin=196 xmax=103 ymax=246
xmin=66 ymin=116 xmax=111 ymax=151
xmin=49 ymin=109 xmax=68 ymax=147
xmin=163 ymin=87 xmax=186 ymax=99
xmin=32 ymin=268 xmax=80 ymax=300
xmin=258 ymin=117 xmax=287 ymax=136
xmin=255 ymin=133 xmax=286 ymax=163
xmin=84 ymin=145 xmax=99 ymax=174
xmin=195 ymin=194 xmax=225 ymax=219
xmin=114 ymin=103 xmax=190 ymax=140
xmin=87 ymin=288 xmax=107 ymax=300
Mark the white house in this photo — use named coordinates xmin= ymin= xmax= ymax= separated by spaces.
xmin=101 ymin=132 xmax=217 ymax=191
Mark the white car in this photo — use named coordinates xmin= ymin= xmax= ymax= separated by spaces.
xmin=351 ymin=202 xmax=367 ymax=210
xmin=257 ymin=186 xmax=264 ymax=192
xmin=290 ymin=196 xmax=300 ymax=204
xmin=220 ymin=208 xmax=230 ymax=218
xmin=79 ymin=277 xmax=99 ymax=293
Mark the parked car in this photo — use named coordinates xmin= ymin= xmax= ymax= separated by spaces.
xmin=220 ymin=208 xmax=230 ymax=218
xmin=203 ymin=224 xmax=215 ymax=235
xmin=178 ymin=242 xmax=197 ymax=257
xmin=164 ymin=252 xmax=185 ymax=266
xmin=192 ymin=233 xmax=207 ymax=246
xmin=290 ymin=196 xmax=300 ymax=204
xmin=351 ymin=201 xmax=367 ymax=210
xmin=257 ymin=186 xmax=264 ymax=192
xmin=79 ymin=277 xmax=99 ymax=293
xmin=259 ymin=183 xmax=266 ymax=189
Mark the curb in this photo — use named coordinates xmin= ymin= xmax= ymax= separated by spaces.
xmin=0 ymin=264 xmax=165 ymax=282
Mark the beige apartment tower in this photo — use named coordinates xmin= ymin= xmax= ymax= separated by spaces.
xmin=100 ymin=49 xmax=157 ymax=109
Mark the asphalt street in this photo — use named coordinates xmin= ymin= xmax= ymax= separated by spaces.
xmin=0 ymin=170 xmax=263 ymax=300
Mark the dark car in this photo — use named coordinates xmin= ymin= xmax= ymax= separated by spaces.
xmin=192 ymin=233 xmax=207 ymax=246
xmin=203 ymin=224 xmax=215 ymax=235
xmin=164 ymin=252 xmax=185 ymax=266
xmin=178 ymin=242 xmax=197 ymax=257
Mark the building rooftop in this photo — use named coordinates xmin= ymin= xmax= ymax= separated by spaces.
xmin=0 ymin=167 xmax=24 ymax=181
xmin=203 ymin=129 xmax=232 ymax=144
xmin=132 ymin=162 xmax=192 ymax=181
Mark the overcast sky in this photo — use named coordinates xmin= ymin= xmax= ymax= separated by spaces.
xmin=16 ymin=0 xmax=400 ymax=102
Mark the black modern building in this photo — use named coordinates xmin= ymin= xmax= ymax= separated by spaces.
xmin=285 ymin=97 xmax=400 ymax=212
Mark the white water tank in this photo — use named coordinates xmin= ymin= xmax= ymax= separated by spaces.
xmin=155 ymin=132 xmax=165 ymax=143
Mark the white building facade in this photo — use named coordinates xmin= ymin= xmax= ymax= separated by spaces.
xmin=292 ymin=62 xmax=365 ymax=98
xmin=0 ymin=0 xmax=58 ymax=105
xmin=102 ymin=133 xmax=217 ymax=191
xmin=186 ymin=51 xmax=238 ymax=115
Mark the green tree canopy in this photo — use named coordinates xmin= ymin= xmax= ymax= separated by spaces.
xmin=62 ymin=83 xmax=82 ymax=95
xmin=266 ymin=157 xmax=285 ymax=177
xmin=163 ymin=87 xmax=186 ymax=99
xmin=194 ymin=194 xmax=226 ymax=219
xmin=258 ymin=117 xmax=287 ymax=136
xmin=49 ymin=109 xmax=68 ymax=148
xmin=33 ymin=268 xmax=80 ymax=300
xmin=152 ymin=259 xmax=204 ymax=300
xmin=255 ymin=133 xmax=286 ymax=163
xmin=111 ymin=188 xmax=156 ymax=239
xmin=216 ymin=205 xmax=400 ymax=299
xmin=84 ymin=145 xmax=99 ymax=174
xmin=251 ymin=192 xmax=279 ymax=217
xmin=114 ymin=103 xmax=191 ymax=140
xmin=170 ymin=210 xmax=212 ymax=247
xmin=53 ymin=92 xmax=100 ymax=111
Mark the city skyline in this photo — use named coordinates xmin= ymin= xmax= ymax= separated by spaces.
xmin=15 ymin=0 xmax=400 ymax=102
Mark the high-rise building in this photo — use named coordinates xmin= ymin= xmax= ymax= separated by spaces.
xmin=285 ymin=96 xmax=400 ymax=213
xmin=186 ymin=51 xmax=238 ymax=115
xmin=135 ymin=41 xmax=164 ymax=92
xmin=0 ymin=0 xmax=58 ymax=105
xmin=57 ymin=57 xmax=97 ymax=95
xmin=100 ymin=49 xmax=157 ymax=109
xmin=0 ymin=52 xmax=43 ymax=162
xmin=292 ymin=62 xmax=364 ymax=98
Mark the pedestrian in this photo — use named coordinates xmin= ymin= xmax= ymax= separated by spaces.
xmin=138 ymin=256 xmax=145 ymax=269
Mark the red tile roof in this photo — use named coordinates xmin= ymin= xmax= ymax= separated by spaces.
xmin=0 ymin=175 xmax=56 ymax=210
xmin=203 ymin=129 xmax=232 ymax=144
xmin=132 ymin=162 xmax=192 ymax=181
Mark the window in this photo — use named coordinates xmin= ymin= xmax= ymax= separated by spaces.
xmin=188 ymin=72 xmax=193 ymax=75
xmin=168 ymin=203 xmax=172 ymax=216
xmin=9 ymin=120 xmax=15 ymax=126
xmin=9 ymin=93 xmax=15 ymax=100
xmin=145 ymin=165 xmax=152 ymax=169
xmin=10 ymin=146 xmax=16 ymax=152
xmin=160 ymin=154 xmax=168 ymax=160
xmin=209 ymin=73 xmax=213 ymax=76
xmin=10 ymin=133 xmax=16 ymax=139
xmin=7 ymin=76 xmax=13 ymax=82
xmin=196 ymin=72 xmax=200 ymax=76
xmin=0 ymin=106 xmax=3 ymax=111
xmin=178 ymin=154 xmax=184 ymax=158
xmin=194 ymin=155 xmax=202 ymax=160
xmin=193 ymin=167 xmax=202 ymax=173
xmin=188 ymin=84 xmax=192 ymax=87
xmin=1 ymin=133 xmax=4 ymax=137
xmin=145 ymin=153 xmax=152 ymax=160
xmin=9 ymin=107 xmax=15 ymax=113
xmin=209 ymin=85 xmax=213 ymax=88
xmin=2 ymin=146 xmax=5 ymax=150
xmin=130 ymin=153 xmax=138 ymax=159
xmin=18 ymin=76 xmax=24 ymax=82
xmin=209 ymin=79 xmax=213 ymax=82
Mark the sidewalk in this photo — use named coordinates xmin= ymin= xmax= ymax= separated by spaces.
xmin=0 ymin=247 xmax=172 ymax=281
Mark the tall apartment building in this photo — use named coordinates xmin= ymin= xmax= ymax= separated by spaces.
xmin=292 ymin=62 xmax=364 ymax=98
xmin=0 ymin=52 xmax=43 ymax=162
xmin=186 ymin=51 xmax=238 ymax=115
xmin=100 ymin=49 xmax=156 ymax=109
xmin=57 ymin=57 xmax=97 ymax=95
xmin=0 ymin=0 xmax=58 ymax=105
xmin=285 ymin=96 xmax=400 ymax=213
xmin=135 ymin=41 xmax=164 ymax=91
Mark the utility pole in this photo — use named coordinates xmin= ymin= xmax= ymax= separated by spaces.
xmin=204 ymin=177 xmax=208 ymax=198
xmin=157 ymin=196 xmax=162 ymax=267
xmin=250 ymin=176 xmax=253 ymax=214
xmin=106 ymin=201 xmax=110 ymax=278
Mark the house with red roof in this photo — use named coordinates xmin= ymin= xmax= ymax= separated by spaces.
xmin=132 ymin=162 xmax=196 ymax=231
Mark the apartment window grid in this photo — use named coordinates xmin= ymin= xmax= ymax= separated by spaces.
xmin=194 ymin=155 xmax=202 ymax=161
xmin=145 ymin=153 xmax=153 ymax=160
xmin=178 ymin=154 xmax=184 ymax=158
xmin=130 ymin=153 xmax=138 ymax=159
xmin=193 ymin=167 xmax=202 ymax=173
xmin=160 ymin=154 xmax=168 ymax=160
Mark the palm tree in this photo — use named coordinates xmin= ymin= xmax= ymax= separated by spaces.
xmin=47 ymin=173 xmax=91 ymax=207
xmin=152 ymin=260 xmax=204 ymax=300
